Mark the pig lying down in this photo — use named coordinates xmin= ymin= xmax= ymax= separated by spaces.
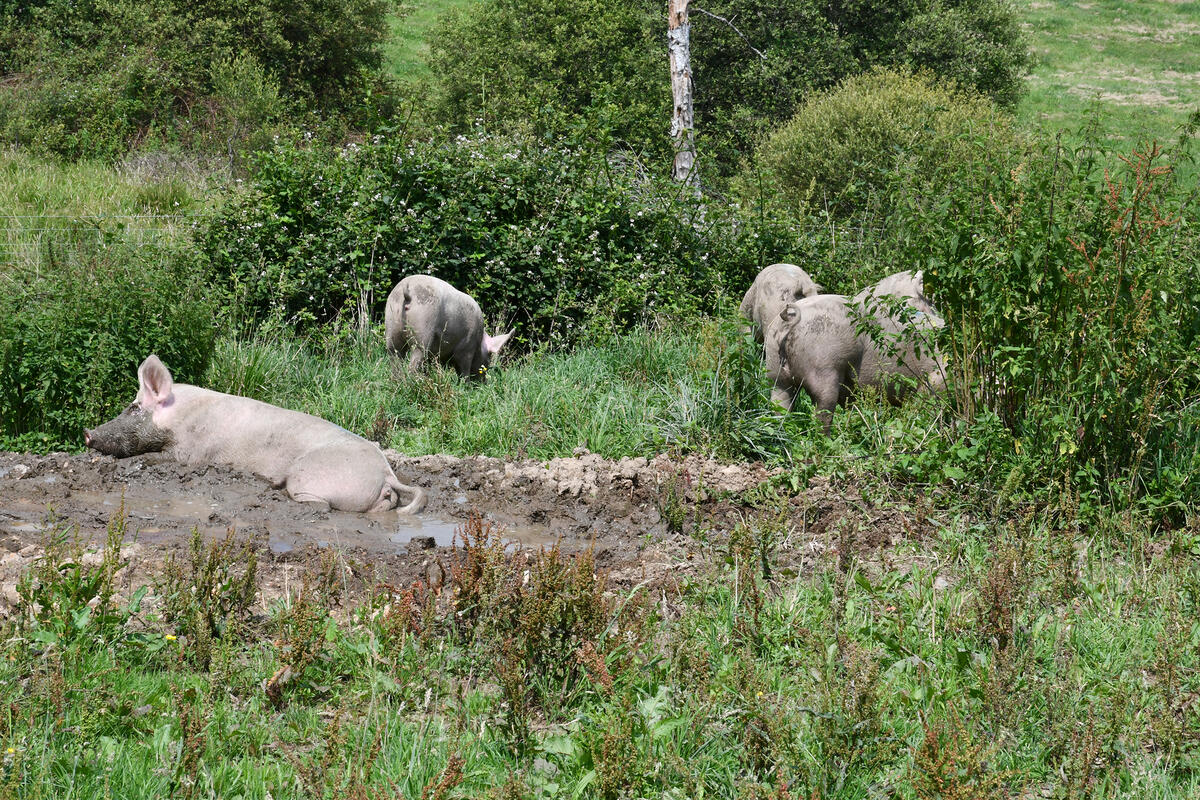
xmin=385 ymin=274 xmax=513 ymax=380
xmin=85 ymin=355 xmax=426 ymax=514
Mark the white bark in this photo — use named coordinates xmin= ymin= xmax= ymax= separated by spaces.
xmin=668 ymin=0 xmax=698 ymax=190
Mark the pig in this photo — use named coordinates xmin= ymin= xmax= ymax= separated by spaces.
xmin=767 ymin=282 xmax=945 ymax=432
xmin=852 ymin=269 xmax=937 ymax=316
xmin=739 ymin=263 xmax=823 ymax=344
xmin=84 ymin=355 xmax=425 ymax=514
xmin=384 ymin=275 xmax=513 ymax=380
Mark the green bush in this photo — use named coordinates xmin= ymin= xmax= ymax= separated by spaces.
xmin=427 ymin=0 xmax=1027 ymax=177
xmin=202 ymin=130 xmax=807 ymax=344
xmin=745 ymin=69 xmax=1018 ymax=217
xmin=0 ymin=0 xmax=397 ymax=161
xmin=0 ymin=234 xmax=220 ymax=450
xmin=886 ymin=130 xmax=1200 ymax=513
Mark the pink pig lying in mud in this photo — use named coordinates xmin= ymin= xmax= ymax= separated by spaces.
xmin=84 ymin=355 xmax=425 ymax=514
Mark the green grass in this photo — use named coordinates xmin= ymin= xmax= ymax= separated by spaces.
xmin=0 ymin=151 xmax=213 ymax=275
xmin=202 ymin=322 xmax=806 ymax=462
xmin=384 ymin=0 xmax=478 ymax=80
xmin=5 ymin=486 xmax=1200 ymax=797
xmin=1019 ymin=0 xmax=1200 ymax=146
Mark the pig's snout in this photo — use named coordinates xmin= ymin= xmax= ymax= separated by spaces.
xmin=83 ymin=429 xmax=93 ymax=447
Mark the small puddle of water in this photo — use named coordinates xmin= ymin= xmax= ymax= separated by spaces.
xmin=1 ymin=486 xmax=556 ymax=557
xmin=262 ymin=512 xmax=555 ymax=556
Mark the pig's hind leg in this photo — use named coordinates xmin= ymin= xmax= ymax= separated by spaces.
xmin=285 ymin=452 xmax=381 ymax=513
xmin=287 ymin=490 xmax=333 ymax=512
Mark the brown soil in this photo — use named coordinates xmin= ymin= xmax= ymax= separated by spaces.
xmin=0 ymin=448 xmax=932 ymax=616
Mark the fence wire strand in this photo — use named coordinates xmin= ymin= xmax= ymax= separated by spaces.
xmin=0 ymin=213 xmax=208 ymax=267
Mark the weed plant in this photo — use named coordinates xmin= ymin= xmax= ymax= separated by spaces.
xmin=0 ymin=494 xmax=1198 ymax=796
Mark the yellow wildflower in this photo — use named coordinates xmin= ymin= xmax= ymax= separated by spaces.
xmin=165 ymin=634 xmax=178 ymax=641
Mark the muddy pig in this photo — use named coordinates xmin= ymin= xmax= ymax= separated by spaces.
xmin=84 ymin=355 xmax=425 ymax=514
xmin=768 ymin=287 xmax=945 ymax=432
xmin=852 ymin=269 xmax=937 ymax=316
xmin=385 ymin=275 xmax=513 ymax=380
xmin=739 ymin=263 xmax=823 ymax=344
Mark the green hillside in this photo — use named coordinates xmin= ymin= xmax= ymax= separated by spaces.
xmin=1019 ymin=0 xmax=1200 ymax=142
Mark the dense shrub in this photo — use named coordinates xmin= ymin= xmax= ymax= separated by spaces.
xmin=427 ymin=0 xmax=667 ymax=161
xmin=745 ymin=69 xmax=1018 ymax=217
xmin=0 ymin=236 xmax=220 ymax=450
xmin=428 ymin=0 xmax=1027 ymax=176
xmin=886 ymin=131 xmax=1200 ymax=512
xmin=0 ymin=0 xmax=396 ymax=160
xmin=824 ymin=0 xmax=1028 ymax=107
xmin=202 ymin=130 xmax=806 ymax=344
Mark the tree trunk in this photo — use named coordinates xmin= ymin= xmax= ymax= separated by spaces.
xmin=668 ymin=0 xmax=698 ymax=191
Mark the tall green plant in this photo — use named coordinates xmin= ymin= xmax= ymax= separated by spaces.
xmin=898 ymin=133 xmax=1199 ymax=510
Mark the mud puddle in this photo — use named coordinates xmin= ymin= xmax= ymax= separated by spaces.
xmin=0 ymin=485 xmax=555 ymax=556
xmin=0 ymin=448 xmax=932 ymax=614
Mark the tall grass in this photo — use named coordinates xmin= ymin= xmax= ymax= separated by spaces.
xmin=203 ymin=323 xmax=705 ymax=460
xmin=6 ymin=490 xmax=1200 ymax=797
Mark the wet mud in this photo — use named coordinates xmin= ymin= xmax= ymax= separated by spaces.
xmin=0 ymin=448 xmax=929 ymax=614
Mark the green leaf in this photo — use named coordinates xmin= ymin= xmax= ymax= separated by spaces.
xmin=72 ymin=605 xmax=92 ymax=630
xmin=651 ymin=717 xmax=687 ymax=741
xmin=541 ymin=735 xmax=577 ymax=757
xmin=31 ymin=628 xmax=60 ymax=644
xmin=573 ymin=770 xmax=596 ymax=799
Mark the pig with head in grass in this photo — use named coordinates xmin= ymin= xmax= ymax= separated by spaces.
xmin=385 ymin=275 xmax=513 ymax=381
xmin=765 ymin=270 xmax=946 ymax=432
xmin=85 ymin=355 xmax=425 ymax=514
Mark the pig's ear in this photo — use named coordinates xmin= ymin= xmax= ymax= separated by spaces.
xmin=484 ymin=330 xmax=514 ymax=355
xmin=137 ymin=355 xmax=174 ymax=408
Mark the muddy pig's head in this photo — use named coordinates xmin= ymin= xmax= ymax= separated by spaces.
xmin=84 ymin=355 xmax=175 ymax=457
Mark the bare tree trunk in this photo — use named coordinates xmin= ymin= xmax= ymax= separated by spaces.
xmin=668 ymin=0 xmax=699 ymax=191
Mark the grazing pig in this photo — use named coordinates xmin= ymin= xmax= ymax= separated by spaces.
xmin=768 ymin=286 xmax=945 ymax=432
xmin=852 ymin=269 xmax=937 ymax=316
xmin=84 ymin=355 xmax=425 ymax=514
xmin=739 ymin=263 xmax=823 ymax=344
xmin=385 ymin=275 xmax=513 ymax=380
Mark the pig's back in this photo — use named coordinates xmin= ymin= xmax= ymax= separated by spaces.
xmin=165 ymin=385 xmax=380 ymax=483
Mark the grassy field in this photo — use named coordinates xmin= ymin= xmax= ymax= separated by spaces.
xmin=384 ymin=0 xmax=477 ymax=80
xmin=0 ymin=151 xmax=213 ymax=276
xmin=2 ymin=2 xmax=1198 ymax=798
xmin=1019 ymin=0 xmax=1200 ymax=144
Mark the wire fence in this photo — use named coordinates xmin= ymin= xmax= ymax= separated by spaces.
xmin=0 ymin=213 xmax=209 ymax=268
